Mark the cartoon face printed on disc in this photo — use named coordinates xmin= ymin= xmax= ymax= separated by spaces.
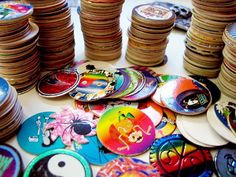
xmin=97 ymin=106 xmax=155 ymax=156
xmin=0 ymin=77 xmax=10 ymax=106
xmin=160 ymin=78 xmax=212 ymax=115
xmin=155 ymin=108 xmax=176 ymax=139
xmin=215 ymin=146 xmax=236 ymax=177
xmin=149 ymin=134 xmax=214 ymax=177
xmin=0 ymin=144 xmax=22 ymax=177
xmin=69 ymin=69 xmax=116 ymax=102
xmin=74 ymin=136 xmax=119 ymax=166
xmin=36 ymin=70 xmax=80 ymax=98
xmin=24 ymin=149 xmax=92 ymax=177
xmin=17 ymin=112 xmax=65 ymax=155
xmin=0 ymin=2 xmax=33 ymax=21
xmin=96 ymin=157 xmax=159 ymax=177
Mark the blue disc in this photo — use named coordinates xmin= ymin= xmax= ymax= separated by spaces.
xmin=215 ymin=146 xmax=236 ymax=177
xmin=24 ymin=149 xmax=92 ymax=177
xmin=0 ymin=77 xmax=10 ymax=106
xmin=17 ymin=112 xmax=65 ymax=155
xmin=74 ymin=135 xmax=119 ymax=166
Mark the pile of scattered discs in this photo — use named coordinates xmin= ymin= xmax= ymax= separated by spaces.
xmin=0 ymin=78 xmax=23 ymax=141
xmin=79 ymin=0 xmax=124 ymax=61
xmin=22 ymin=0 xmax=75 ymax=70
xmin=218 ymin=22 xmax=236 ymax=98
xmin=0 ymin=1 xmax=40 ymax=93
xmin=184 ymin=0 xmax=236 ymax=77
xmin=126 ymin=3 xmax=175 ymax=66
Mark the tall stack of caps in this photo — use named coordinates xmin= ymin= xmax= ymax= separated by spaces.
xmin=79 ymin=0 xmax=125 ymax=61
xmin=218 ymin=23 xmax=236 ymax=99
xmin=126 ymin=3 xmax=175 ymax=66
xmin=184 ymin=0 xmax=236 ymax=77
xmin=0 ymin=78 xmax=24 ymax=142
xmin=22 ymin=0 xmax=75 ymax=70
xmin=0 ymin=1 xmax=40 ymax=93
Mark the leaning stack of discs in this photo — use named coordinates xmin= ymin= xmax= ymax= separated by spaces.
xmin=22 ymin=0 xmax=75 ymax=70
xmin=218 ymin=23 xmax=236 ymax=99
xmin=0 ymin=77 xmax=24 ymax=142
xmin=126 ymin=3 xmax=175 ymax=66
xmin=79 ymin=0 xmax=124 ymax=61
xmin=184 ymin=0 xmax=236 ymax=77
xmin=0 ymin=1 xmax=40 ymax=93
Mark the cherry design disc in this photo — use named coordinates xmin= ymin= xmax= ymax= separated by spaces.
xmin=96 ymin=157 xmax=160 ymax=177
xmin=149 ymin=134 xmax=214 ymax=177
xmin=37 ymin=70 xmax=80 ymax=98
xmin=97 ymin=106 xmax=155 ymax=156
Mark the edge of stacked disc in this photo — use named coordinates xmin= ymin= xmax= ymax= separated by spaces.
xmin=184 ymin=0 xmax=236 ymax=77
xmin=0 ymin=77 xmax=24 ymax=142
xmin=217 ymin=22 xmax=236 ymax=98
xmin=22 ymin=0 xmax=75 ymax=70
xmin=79 ymin=0 xmax=124 ymax=61
xmin=126 ymin=3 xmax=175 ymax=66
xmin=0 ymin=1 xmax=40 ymax=93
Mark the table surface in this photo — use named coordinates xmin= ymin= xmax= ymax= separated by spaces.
xmin=6 ymin=0 xmax=234 ymax=176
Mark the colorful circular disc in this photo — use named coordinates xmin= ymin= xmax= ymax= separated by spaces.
xmin=214 ymin=146 xmax=236 ymax=177
xmin=69 ymin=69 xmax=116 ymax=102
xmin=111 ymin=68 xmax=140 ymax=98
xmin=152 ymin=75 xmax=181 ymax=107
xmin=149 ymin=134 xmax=214 ymax=177
xmin=107 ymin=69 xmax=131 ymax=98
xmin=160 ymin=78 xmax=212 ymax=115
xmin=24 ymin=149 xmax=92 ymax=177
xmin=96 ymin=157 xmax=159 ymax=177
xmin=97 ymin=106 xmax=155 ymax=156
xmin=122 ymin=68 xmax=158 ymax=101
xmin=36 ymin=70 xmax=80 ymax=98
xmin=0 ymin=2 xmax=33 ymax=22
xmin=207 ymin=102 xmax=236 ymax=144
xmin=155 ymin=108 xmax=176 ymax=139
xmin=17 ymin=112 xmax=65 ymax=155
xmin=74 ymin=135 xmax=119 ymax=166
xmin=138 ymin=99 xmax=163 ymax=127
xmin=0 ymin=77 xmax=10 ymax=106
xmin=189 ymin=75 xmax=221 ymax=104
xmin=88 ymin=100 xmax=138 ymax=117
xmin=0 ymin=144 xmax=22 ymax=177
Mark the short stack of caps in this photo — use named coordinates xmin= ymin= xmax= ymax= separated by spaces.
xmin=184 ymin=0 xmax=236 ymax=77
xmin=0 ymin=1 xmax=40 ymax=93
xmin=126 ymin=3 xmax=175 ymax=66
xmin=79 ymin=0 xmax=125 ymax=60
xmin=22 ymin=0 xmax=75 ymax=70
xmin=218 ymin=23 xmax=236 ymax=98
xmin=0 ymin=77 xmax=24 ymax=142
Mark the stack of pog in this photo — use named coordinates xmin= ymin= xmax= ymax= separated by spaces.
xmin=218 ymin=23 xmax=236 ymax=98
xmin=184 ymin=0 xmax=236 ymax=77
xmin=0 ymin=77 xmax=23 ymax=142
xmin=126 ymin=3 xmax=175 ymax=66
xmin=0 ymin=1 xmax=40 ymax=93
xmin=22 ymin=0 xmax=75 ymax=70
xmin=79 ymin=0 xmax=124 ymax=60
